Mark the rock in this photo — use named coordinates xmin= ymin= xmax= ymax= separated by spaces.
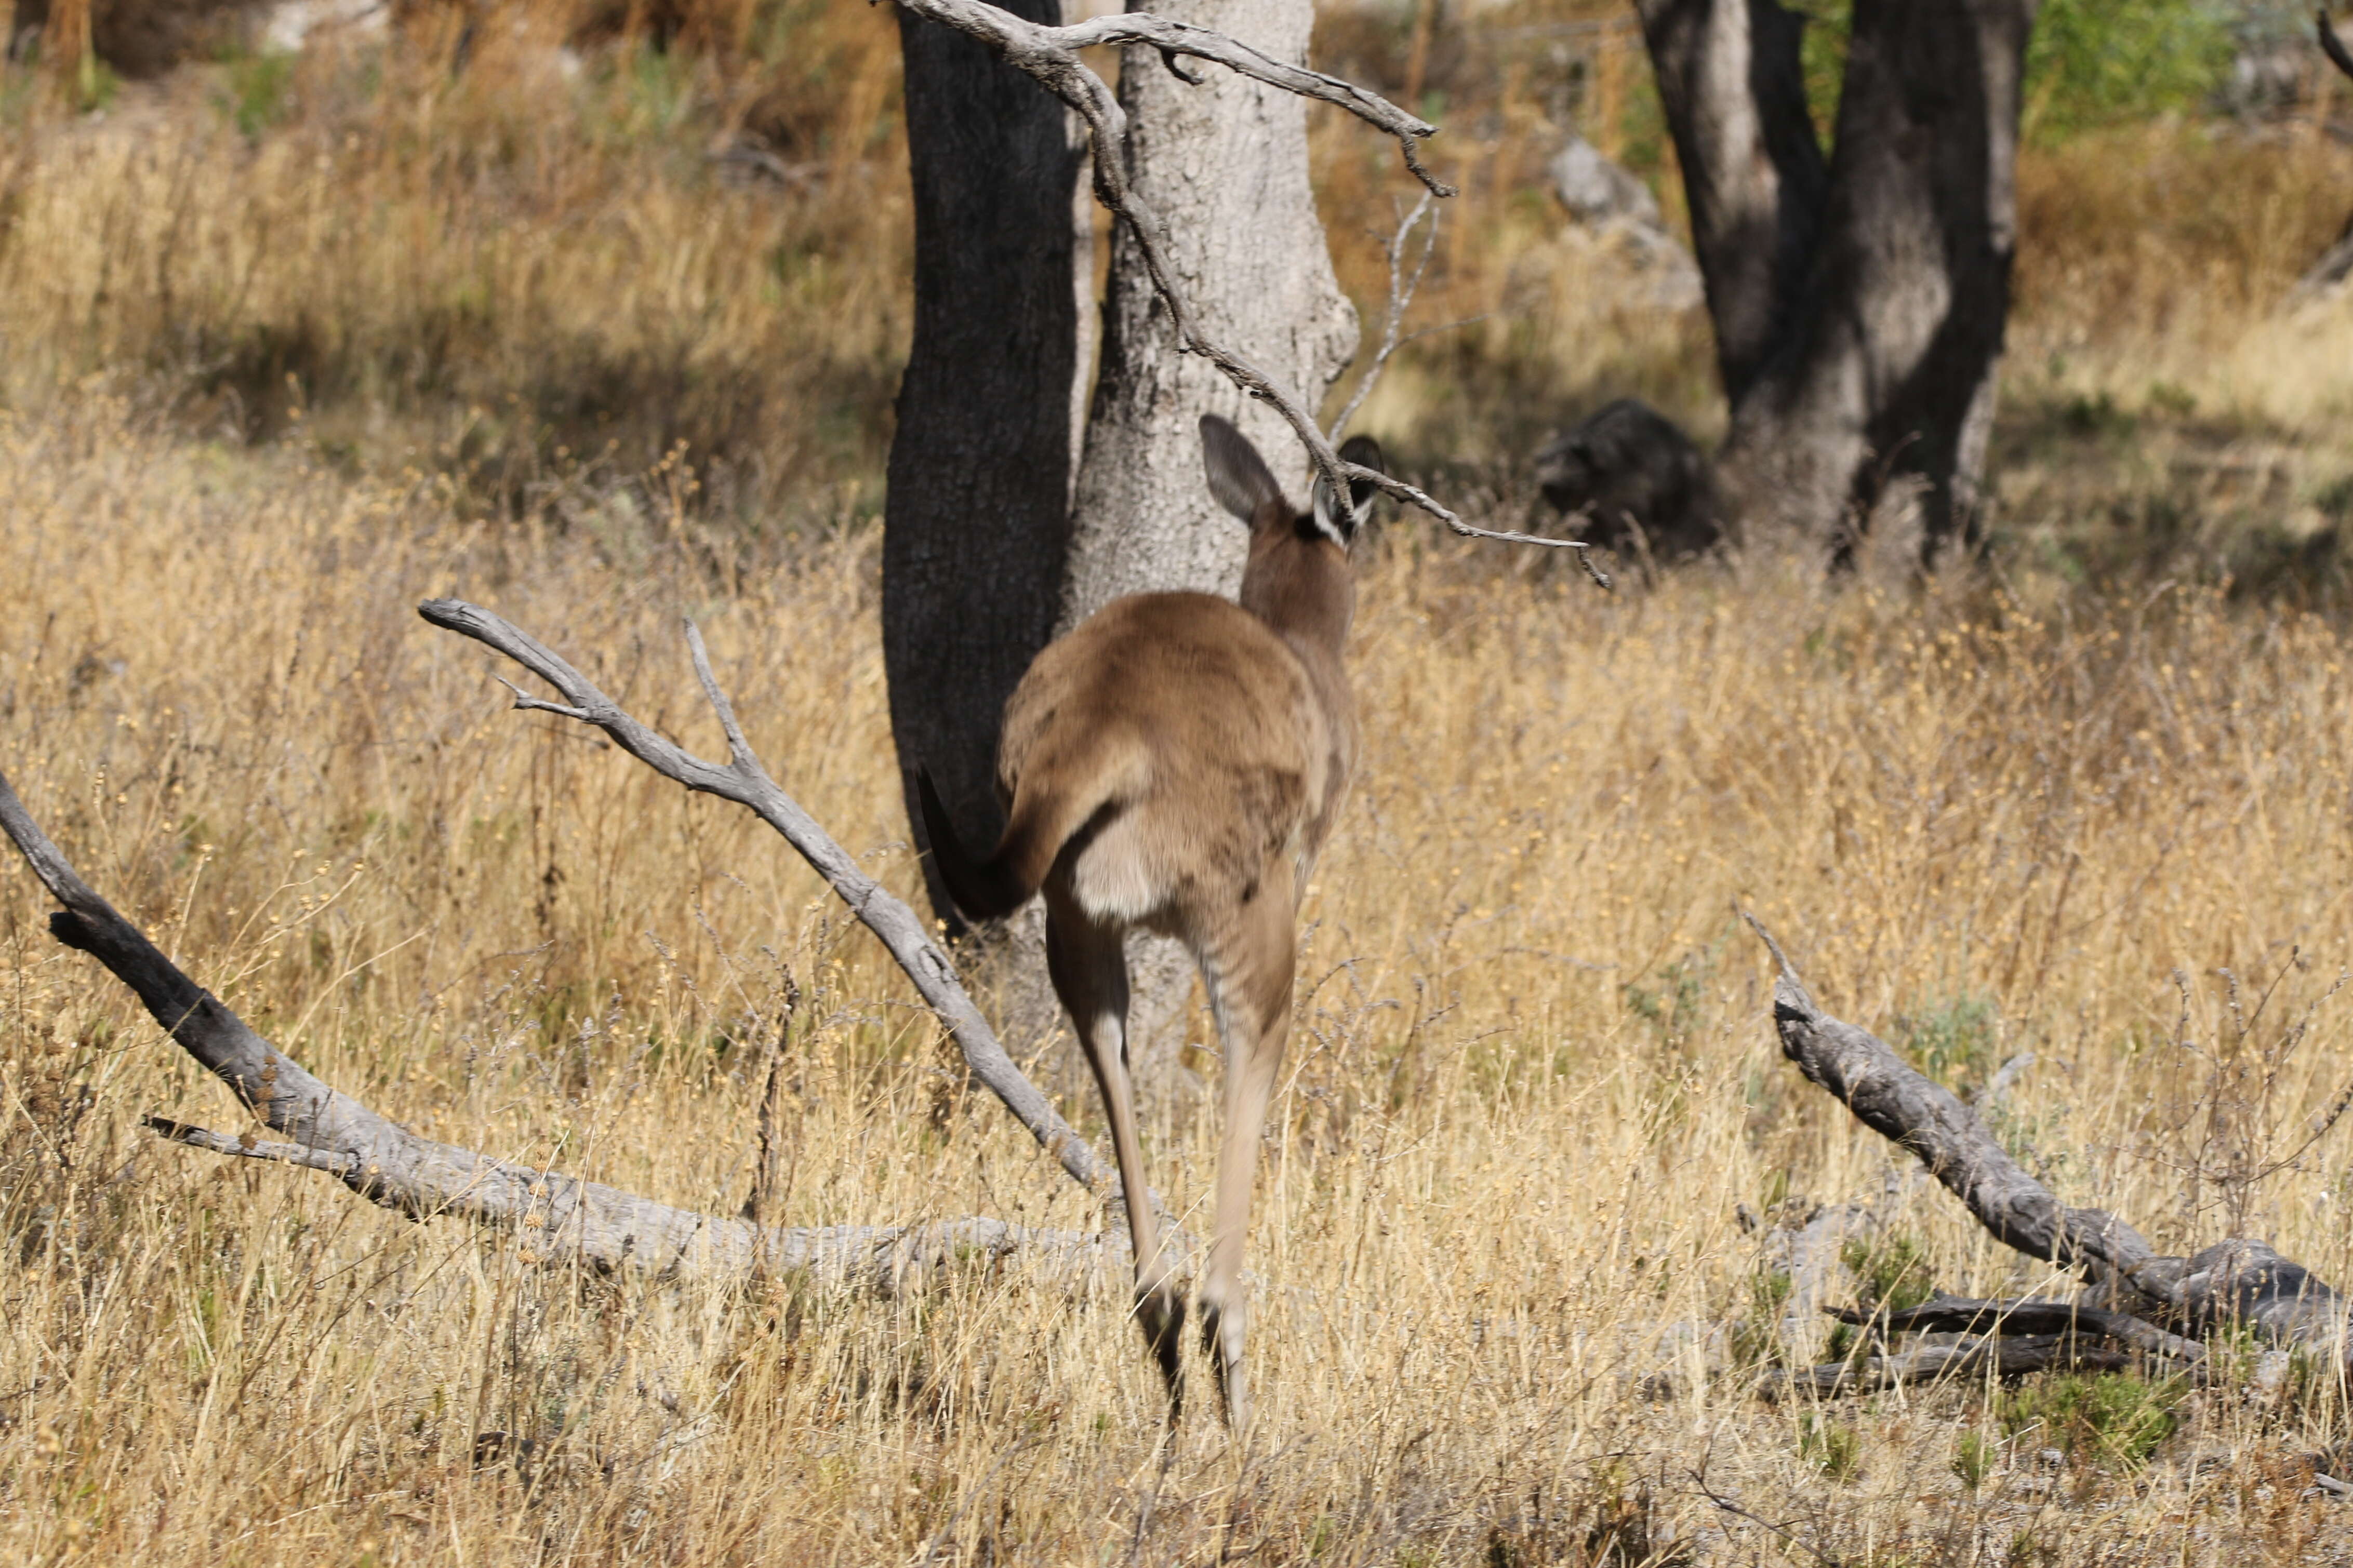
xmin=1550 ymin=133 xmax=1662 ymax=229
xmin=1532 ymin=398 xmax=1724 ymax=562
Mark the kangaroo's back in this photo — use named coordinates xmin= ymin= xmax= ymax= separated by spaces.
xmin=918 ymin=414 xmax=1386 ymax=1435
xmin=996 ymin=591 xmax=1335 ymax=926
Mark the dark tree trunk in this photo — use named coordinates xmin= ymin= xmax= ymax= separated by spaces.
xmin=887 ymin=0 xmax=1353 ymax=943
xmin=1633 ymin=0 xmax=1828 ymax=408
xmin=884 ymin=1 xmax=1082 ymax=926
xmin=1638 ymin=0 xmax=2038 ymax=564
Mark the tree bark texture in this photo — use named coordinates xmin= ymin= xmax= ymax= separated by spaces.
xmin=884 ymin=0 xmax=1084 ymax=924
xmin=1639 ymin=0 xmax=2037 ymax=562
xmin=1059 ymin=0 xmax=1360 ymax=632
xmin=1633 ymin=0 xmax=1827 ymax=409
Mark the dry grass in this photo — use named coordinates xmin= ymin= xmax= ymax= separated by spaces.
xmin=4 ymin=7 xmax=2353 ymax=1564
xmin=8 ymin=388 xmax=2353 ymax=1562
xmin=0 ymin=1 xmax=911 ymax=527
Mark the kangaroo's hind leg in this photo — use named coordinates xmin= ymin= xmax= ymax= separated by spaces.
xmin=1193 ymin=868 xmax=1297 ymax=1436
xmin=1044 ymin=895 xmax=1186 ymax=1415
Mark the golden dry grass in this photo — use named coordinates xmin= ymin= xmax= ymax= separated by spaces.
xmin=8 ymin=385 xmax=2353 ymax=1562
xmin=0 ymin=1 xmax=911 ymax=525
xmin=5 ymin=8 xmax=2353 ymax=1564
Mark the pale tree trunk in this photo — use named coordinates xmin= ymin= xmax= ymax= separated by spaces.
xmin=884 ymin=0 xmax=1083 ymax=924
xmin=1060 ymin=0 xmax=1360 ymax=627
xmin=886 ymin=0 xmax=1359 ymax=922
xmin=1049 ymin=0 xmax=1360 ymax=1076
xmin=1637 ymin=0 xmax=2036 ymax=565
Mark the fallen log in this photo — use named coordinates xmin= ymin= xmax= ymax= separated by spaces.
xmin=1760 ymin=1332 xmax=2138 ymax=1401
xmin=0 ymin=602 xmax=1192 ymax=1281
xmin=1829 ymin=1295 xmax=2205 ymax=1366
xmin=1746 ymin=913 xmax=2349 ymax=1385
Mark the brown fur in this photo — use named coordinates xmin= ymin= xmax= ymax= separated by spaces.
xmin=921 ymin=417 xmax=1381 ymax=1431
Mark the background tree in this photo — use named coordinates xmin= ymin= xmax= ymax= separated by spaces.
xmin=1638 ymin=0 xmax=2039 ymax=564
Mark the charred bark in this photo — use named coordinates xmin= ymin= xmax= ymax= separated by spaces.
xmin=884 ymin=0 xmax=1083 ymax=929
xmin=1638 ymin=0 xmax=2036 ymax=564
xmin=1632 ymin=0 xmax=1828 ymax=408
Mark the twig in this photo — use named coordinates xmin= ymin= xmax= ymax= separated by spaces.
xmin=1328 ymin=193 xmax=1438 ymax=441
xmin=1688 ymin=1460 xmax=1846 ymax=1567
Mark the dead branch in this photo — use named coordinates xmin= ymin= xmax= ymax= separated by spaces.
xmin=2324 ymin=9 xmax=2353 ymax=83
xmin=1327 ymin=192 xmax=1438 ymax=444
xmin=1760 ymin=1334 xmax=2136 ymax=1401
xmin=1829 ymin=1295 xmax=2206 ymax=1365
xmin=0 ymin=598 xmax=1208 ymax=1280
xmin=417 ymin=599 xmax=1147 ymax=1206
xmin=0 ymin=759 xmax=1120 ymax=1281
xmin=884 ymin=0 xmax=1603 ymax=574
xmin=1746 ymin=913 xmax=2350 ymax=1362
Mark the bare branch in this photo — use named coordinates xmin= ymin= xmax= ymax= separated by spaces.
xmin=1747 ymin=913 xmax=2352 ymax=1355
xmin=416 ymin=598 xmax=1161 ymax=1216
xmin=890 ymin=2 xmax=1450 ymax=197
xmin=884 ymin=0 xmax=1605 ymax=576
xmin=2323 ymin=9 xmax=2353 ymax=83
xmin=1328 ymin=193 xmax=1439 ymax=443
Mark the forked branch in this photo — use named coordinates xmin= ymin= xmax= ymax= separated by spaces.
xmin=415 ymin=599 xmax=1160 ymax=1217
xmin=1327 ymin=193 xmax=1439 ymax=445
xmin=885 ymin=0 xmax=1601 ymax=571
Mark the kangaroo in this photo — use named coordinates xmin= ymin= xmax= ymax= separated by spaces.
xmin=919 ymin=414 xmax=1383 ymax=1432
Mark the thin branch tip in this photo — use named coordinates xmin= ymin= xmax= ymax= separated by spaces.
xmin=1740 ymin=909 xmax=1798 ymax=981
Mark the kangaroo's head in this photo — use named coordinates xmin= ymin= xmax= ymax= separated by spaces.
xmin=1200 ymin=414 xmax=1384 ymax=654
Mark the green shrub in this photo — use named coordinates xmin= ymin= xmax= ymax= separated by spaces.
xmin=1952 ymin=1430 xmax=1997 ymax=1492
xmin=218 ymin=49 xmax=296 ymax=138
xmin=1799 ymin=1412 xmax=1863 ymax=1481
xmin=1999 ymin=1372 xmax=2184 ymax=1468
xmin=1897 ymin=991 xmax=2001 ymax=1097
xmin=1800 ymin=0 xmax=2231 ymax=148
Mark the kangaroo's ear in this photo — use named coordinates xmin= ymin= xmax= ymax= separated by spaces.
xmin=1201 ymin=414 xmax=1284 ymax=524
xmin=1338 ymin=434 xmax=1386 ymax=514
xmin=1312 ymin=434 xmax=1387 ymax=543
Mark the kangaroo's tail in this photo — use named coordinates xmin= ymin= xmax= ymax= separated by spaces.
xmin=917 ymin=744 xmax=1147 ymax=923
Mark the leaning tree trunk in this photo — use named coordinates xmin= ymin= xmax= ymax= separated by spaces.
xmin=1059 ymin=0 xmax=1360 ymax=627
xmin=1639 ymin=0 xmax=2037 ymax=564
xmin=884 ymin=0 xmax=1084 ymax=926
